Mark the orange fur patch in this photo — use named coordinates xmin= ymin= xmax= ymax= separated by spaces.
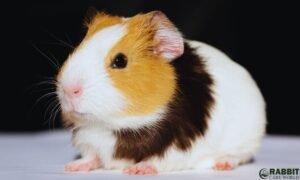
xmin=84 ymin=12 xmax=123 ymax=41
xmin=104 ymin=13 xmax=177 ymax=116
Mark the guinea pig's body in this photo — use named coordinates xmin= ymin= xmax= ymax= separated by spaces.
xmin=57 ymin=11 xmax=266 ymax=175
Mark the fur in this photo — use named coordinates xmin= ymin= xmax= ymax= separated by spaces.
xmin=56 ymin=11 xmax=266 ymax=173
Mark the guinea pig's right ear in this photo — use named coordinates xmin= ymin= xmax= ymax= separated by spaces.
xmin=145 ymin=11 xmax=184 ymax=62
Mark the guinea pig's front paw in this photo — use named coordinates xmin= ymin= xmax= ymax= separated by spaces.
xmin=64 ymin=156 xmax=101 ymax=172
xmin=123 ymin=163 xmax=157 ymax=175
xmin=214 ymin=155 xmax=239 ymax=171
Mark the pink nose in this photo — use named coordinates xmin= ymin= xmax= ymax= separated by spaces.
xmin=64 ymin=86 xmax=82 ymax=98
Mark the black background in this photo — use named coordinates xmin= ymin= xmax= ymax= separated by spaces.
xmin=1 ymin=1 xmax=299 ymax=134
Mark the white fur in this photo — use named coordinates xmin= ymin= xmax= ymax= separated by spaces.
xmin=58 ymin=24 xmax=128 ymax=122
xmin=107 ymin=106 xmax=167 ymax=130
xmin=58 ymin=23 xmax=266 ymax=172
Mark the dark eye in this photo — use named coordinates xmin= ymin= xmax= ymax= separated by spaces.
xmin=111 ymin=53 xmax=127 ymax=69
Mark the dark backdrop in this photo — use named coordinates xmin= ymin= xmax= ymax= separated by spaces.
xmin=1 ymin=1 xmax=299 ymax=135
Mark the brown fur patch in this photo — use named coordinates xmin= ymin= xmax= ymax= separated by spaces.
xmin=113 ymin=43 xmax=215 ymax=163
xmin=105 ymin=13 xmax=177 ymax=115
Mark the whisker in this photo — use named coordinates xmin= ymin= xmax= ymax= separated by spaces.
xmin=33 ymin=92 xmax=57 ymax=110
xmin=38 ymin=76 xmax=57 ymax=81
xmin=43 ymin=97 xmax=59 ymax=129
xmin=25 ymin=80 xmax=57 ymax=94
xmin=64 ymin=33 xmax=74 ymax=47
xmin=50 ymin=101 xmax=61 ymax=131
xmin=35 ymin=87 xmax=57 ymax=92
xmin=34 ymin=80 xmax=57 ymax=87
xmin=44 ymin=30 xmax=75 ymax=49
xmin=52 ymin=104 xmax=62 ymax=131
xmin=31 ymin=44 xmax=60 ymax=71
xmin=47 ymin=51 xmax=61 ymax=69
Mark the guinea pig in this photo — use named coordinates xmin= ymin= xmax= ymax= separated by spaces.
xmin=56 ymin=11 xmax=266 ymax=175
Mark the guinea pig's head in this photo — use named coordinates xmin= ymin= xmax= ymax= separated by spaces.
xmin=56 ymin=11 xmax=184 ymax=129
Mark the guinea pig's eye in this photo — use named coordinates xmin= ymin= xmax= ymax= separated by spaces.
xmin=111 ymin=53 xmax=127 ymax=69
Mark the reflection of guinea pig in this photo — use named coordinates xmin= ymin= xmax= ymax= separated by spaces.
xmin=56 ymin=11 xmax=266 ymax=175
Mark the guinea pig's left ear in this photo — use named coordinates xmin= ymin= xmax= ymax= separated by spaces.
xmin=146 ymin=11 xmax=184 ymax=62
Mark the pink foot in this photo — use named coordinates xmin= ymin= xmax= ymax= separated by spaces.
xmin=214 ymin=156 xmax=239 ymax=171
xmin=123 ymin=163 xmax=158 ymax=175
xmin=64 ymin=157 xmax=101 ymax=172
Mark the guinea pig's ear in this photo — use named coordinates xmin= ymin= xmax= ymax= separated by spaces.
xmin=146 ymin=11 xmax=184 ymax=62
